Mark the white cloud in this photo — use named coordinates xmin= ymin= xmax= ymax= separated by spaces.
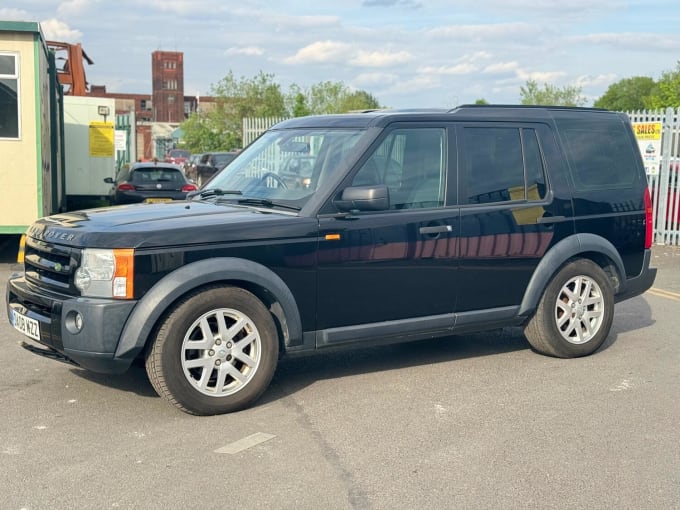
xmin=225 ymin=46 xmax=265 ymax=57
xmin=57 ymin=0 xmax=92 ymax=17
xmin=144 ymin=0 xmax=201 ymax=15
xmin=351 ymin=50 xmax=412 ymax=67
xmin=0 ymin=8 xmax=30 ymax=20
xmin=352 ymin=72 xmax=399 ymax=86
xmin=419 ymin=63 xmax=478 ymax=75
xmin=40 ymin=19 xmax=83 ymax=42
xmin=574 ymin=73 xmax=618 ymax=88
xmin=284 ymin=41 xmax=352 ymax=64
xmin=571 ymin=32 xmax=680 ymax=52
xmin=484 ymin=61 xmax=519 ymax=74
xmin=515 ymin=69 xmax=567 ymax=83
xmin=427 ymin=22 xmax=537 ymax=42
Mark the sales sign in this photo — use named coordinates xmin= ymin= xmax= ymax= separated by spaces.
xmin=632 ymin=122 xmax=662 ymax=176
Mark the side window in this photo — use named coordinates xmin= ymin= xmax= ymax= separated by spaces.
xmin=463 ymin=127 xmax=525 ymax=204
xmin=352 ymin=128 xmax=446 ymax=209
xmin=462 ymin=126 xmax=547 ymax=205
xmin=522 ymin=128 xmax=547 ymax=201
xmin=0 ymin=53 xmax=19 ymax=139
xmin=558 ymin=124 xmax=637 ymax=190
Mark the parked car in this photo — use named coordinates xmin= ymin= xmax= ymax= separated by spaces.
xmin=104 ymin=162 xmax=198 ymax=204
xmin=184 ymin=153 xmax=203 ymax=176
xmin=188 ymin=151 xmax=240 ymax=187
xmin=164 ymin=149 xmax=190 ymax=167
xmin=7 ymin=106 xmax=657 ymax=416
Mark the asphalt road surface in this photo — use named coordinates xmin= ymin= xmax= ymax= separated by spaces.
xmin=1 ymin=236 xmax=678 ymax=510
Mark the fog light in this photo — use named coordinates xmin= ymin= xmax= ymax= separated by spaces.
xmin=74 ymin=313 xmax=83 ymax=332
xmin=65 ymin=311 xmax=85 ymax=335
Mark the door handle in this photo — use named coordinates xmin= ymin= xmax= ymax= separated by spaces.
xmin=419 ymin=225 xmax=452 ymax=235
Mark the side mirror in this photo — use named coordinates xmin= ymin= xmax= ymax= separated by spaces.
xmin=334 ymin=185 xmax=389 ymax=212
xmin=103 ymin=177 xmax=114 ymax=184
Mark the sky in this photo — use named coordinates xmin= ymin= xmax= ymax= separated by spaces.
xmin=3 ymin=0 xmax=680 ymax=109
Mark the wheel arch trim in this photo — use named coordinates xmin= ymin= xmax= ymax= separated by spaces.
xmin=114 ymin=257 xmax=302 ymax=361
xmin=518 ymin=233 xmax=626 ymax=317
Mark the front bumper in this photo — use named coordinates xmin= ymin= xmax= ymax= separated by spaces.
xmin=6 ymin=274 xmax=137 ymax=373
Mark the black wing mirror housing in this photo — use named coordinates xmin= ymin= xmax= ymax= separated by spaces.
xmin=334 ymin=185 xmax=390 ymax=212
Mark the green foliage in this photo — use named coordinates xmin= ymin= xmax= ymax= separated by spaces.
xmin=646 ymin=61 xmax=680 ymax=109
xmin=593 ymin=76 xmax=655 ymax=111
xmin=180 ymin=72 xmax=383 ymax=152
xmin=520 ymin=79 xmax=586 ymax=107
xmin=338 ymin=90 xmax=381 ymax=112
xmin=474 ymin=98 xmax=489 ymax=105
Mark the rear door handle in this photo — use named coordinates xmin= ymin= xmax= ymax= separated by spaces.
xmin=419 ymin=225 xmax=453 ymax=235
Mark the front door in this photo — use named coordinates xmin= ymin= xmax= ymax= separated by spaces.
xmin=315 ymin=126 xmax=460 ymax=341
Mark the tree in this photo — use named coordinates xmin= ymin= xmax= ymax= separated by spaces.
xmin=181 ymin=71 xmax=287 ymax=151
xmin=647 ymin=61 xmax=680 ymax=109
xmin=338 ymin=90 xmax=381 ymax=112
xmin=519 ymin=80 xmax=586 ymax=107
xmin=594 ymin=76 xmax=656 ymax=111
xmin=474 ymin=98 xmax=489 ymax=105
xmin=299 ymin=81 xmax=382 ymax=114
xmin=181 ymin=72 xmax=383 ymax=151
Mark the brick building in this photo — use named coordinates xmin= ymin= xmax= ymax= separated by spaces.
xmin=151 ymin=50 xmax=184 ymax=123
xmin=86 ymin=50 xmax=214 ymax=160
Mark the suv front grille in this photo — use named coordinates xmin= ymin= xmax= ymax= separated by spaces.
xmin=24 ymin=236 xmax=81 ymax=296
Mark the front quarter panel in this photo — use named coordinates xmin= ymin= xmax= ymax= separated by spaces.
xmin=113 ymin=258 xmax=303 ymax=362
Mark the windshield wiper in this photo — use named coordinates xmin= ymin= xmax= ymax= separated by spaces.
xmin=187 ymin=188 xmax=243 ymax=200
xmin=236 ymin=198 xmax=301 ymax=211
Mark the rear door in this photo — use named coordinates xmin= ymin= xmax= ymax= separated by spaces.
xmin=455 ymin=122 xmax=571 ymax=312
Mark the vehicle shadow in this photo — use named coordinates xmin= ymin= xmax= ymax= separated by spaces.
xmin=68 ymin=361 xmax=158 ymax=398
xmin=261 ymin=328 xmax=530 ymax=407
xmin=65 ymin=293 xmax=655 ymax=406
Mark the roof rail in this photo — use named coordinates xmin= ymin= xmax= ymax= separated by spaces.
xmin=449 ymin=104 xmax=609 ymax=113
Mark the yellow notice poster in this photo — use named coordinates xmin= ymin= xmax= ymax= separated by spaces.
xmin=89 ymin=121 xmax=115 ymax=157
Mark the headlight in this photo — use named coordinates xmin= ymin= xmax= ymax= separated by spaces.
xmin=74 ymin=248 xmax=134 ymax=299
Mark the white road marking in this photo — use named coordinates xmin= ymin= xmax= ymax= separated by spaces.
xmin=610 ymin=379 xmax=632 ymax=392
xmin=214 ymin=432 xmax=276 ymax=454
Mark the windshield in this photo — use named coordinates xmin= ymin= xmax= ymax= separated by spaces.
xmin=201 ymin=128 xmax=366 ymax=209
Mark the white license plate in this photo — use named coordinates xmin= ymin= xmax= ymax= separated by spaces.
xmin=144 ymin=198 xmax=172 ymax=203
xmin=10 ymin=308 xmax=41 ymax=341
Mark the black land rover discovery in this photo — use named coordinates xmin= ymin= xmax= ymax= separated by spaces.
xmin=6 ymin=106 xmax=657 ymax=415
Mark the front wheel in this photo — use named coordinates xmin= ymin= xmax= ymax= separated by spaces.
xmin=524 ymin=259 xmax=614 ymax=358
xmin=145 ymin=286 xmax=279 ymax=415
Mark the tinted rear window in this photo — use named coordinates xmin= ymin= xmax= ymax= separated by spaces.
xmin=131 ymin=168 xmax=184 ymax=183
xmin=213 ymin=153 xmax=237 ymax=167
xmin=555 ymin=115 xmax=640 ymax=190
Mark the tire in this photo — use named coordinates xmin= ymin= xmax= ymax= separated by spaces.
xmin=197 ymin=173 xmax=204 ymax=188
xmin=524 ymin=259 xmax=614 ymax=358
xmin=145 ymin=285 xmax=279 ymax=415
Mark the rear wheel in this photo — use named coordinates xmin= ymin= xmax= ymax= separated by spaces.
xmin=145 ymin=286 xmax=279 ymax=415
xmin=524 ymin=259 xmax=614 ymax=358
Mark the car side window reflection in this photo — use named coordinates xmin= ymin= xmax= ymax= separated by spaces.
xmin=351 ymin=128 xmax=447 ymax=209
xmin=463 ymin=127 xmax=547 ymax=204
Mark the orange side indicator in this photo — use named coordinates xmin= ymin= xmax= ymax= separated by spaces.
xmin=325 ymin=233 xmax=341 ymax=241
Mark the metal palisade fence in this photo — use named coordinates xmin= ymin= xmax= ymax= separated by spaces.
xmin=627 ymin=108 xmax=680 ymax=246
xmin=243 ymin=111 xmax=680 ymax=247
xmin=242 ymin=117 xmax=288 ymax=147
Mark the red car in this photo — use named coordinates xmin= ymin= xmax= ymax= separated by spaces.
xmin=164 ymin=149 xmax=190 ymax=167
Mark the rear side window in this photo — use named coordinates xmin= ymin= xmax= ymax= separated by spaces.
xmin=462 ymin=127 xmax=546 ymax=205
xmin=556 ymin=117 xmax=639 ymax=190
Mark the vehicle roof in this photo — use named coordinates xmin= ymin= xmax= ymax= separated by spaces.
xmin=272 ymin=105 xmax=620 ymax=130
xmin=130 ymin=162 xmax=183 ymax=170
